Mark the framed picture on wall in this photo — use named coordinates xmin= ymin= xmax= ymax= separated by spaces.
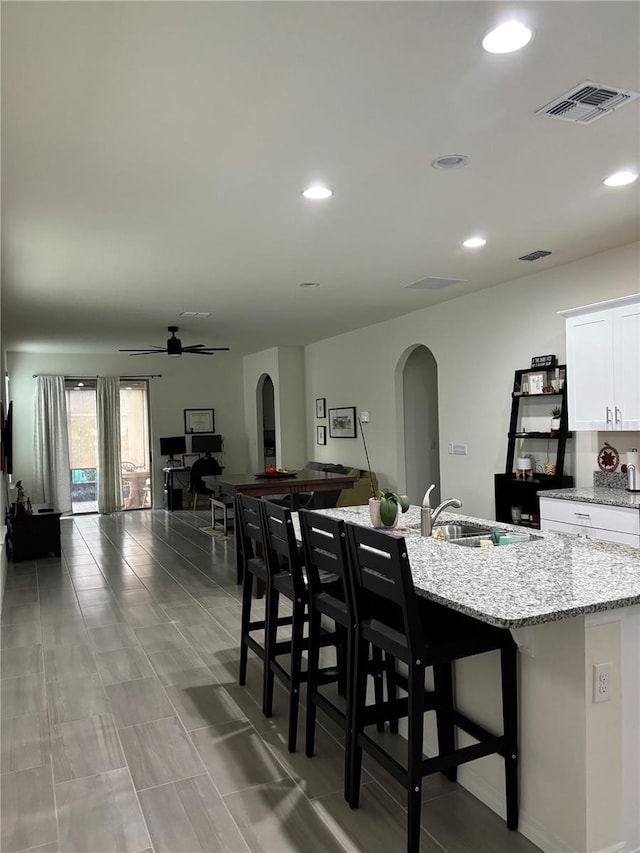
xmin=315 ymin=398 xmax=326 ymax=419
xmin=316 ymin=425 xmax=326 ymax=445
xmin=328 ymin=406 xmax=357 ymax=439
xmin=184 ymin=408 xmax=215 ymax=433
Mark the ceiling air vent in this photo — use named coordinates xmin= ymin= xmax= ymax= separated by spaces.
xmin=405 ymin=276 xmax=466 ymax=291
xmin=536 ymin=81 xmax=640 ymax=124
xmin=519 ymin=250 xmax=552 ymax=262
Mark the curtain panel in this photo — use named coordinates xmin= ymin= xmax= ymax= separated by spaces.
xmin=96 ymin=376 xmax=123 ymax=514
xmin=33 ymin=376 xmax=72 ymax=512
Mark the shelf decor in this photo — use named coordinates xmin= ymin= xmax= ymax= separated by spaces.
xmin=328 ymin=406 xmax=357 ymax=438
xmin=530 ymin=354 xmax=557 ymax=369
xmin=184 ymin=408 xmax=215 ymax=433
xmin=528 ymin=372 xmax=546 ymax=394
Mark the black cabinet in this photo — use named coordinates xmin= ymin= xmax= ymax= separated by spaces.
xmin=495 ymin=366 xmax=573 ymax=528
xmin=7 ymin=507 xmax=62 ymax=561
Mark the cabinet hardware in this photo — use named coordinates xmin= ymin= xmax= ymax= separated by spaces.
xmin=606 ymin=407 xmax=613 ymax=427
xmin=615 ymin=407 xmax=622 ymax=426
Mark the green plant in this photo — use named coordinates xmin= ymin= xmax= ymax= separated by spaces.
xmin=377 ymin=489 xmax=410 ymax=525
xmin=551 ymin=406 xmax=562 ymax=418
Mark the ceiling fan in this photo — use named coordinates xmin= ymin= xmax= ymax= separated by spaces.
xmin=119 ymin=326 xmax=230 ymax=357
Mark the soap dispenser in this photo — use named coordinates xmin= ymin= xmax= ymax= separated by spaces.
xmin=421 ymin=485 xmax=435 ymax=536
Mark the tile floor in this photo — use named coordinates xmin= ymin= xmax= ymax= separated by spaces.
xmin=1 ymin=509 xmax=541 ymax=853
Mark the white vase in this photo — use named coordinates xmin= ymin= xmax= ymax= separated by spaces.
xmin=550 ymin=418 xmax=560 ymax=431
xmin=369 ymin=498 xmax=398 ymax=528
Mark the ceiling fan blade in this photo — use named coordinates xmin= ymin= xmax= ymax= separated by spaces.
xmin=182 ymin=345 xmax=230 ymax=353
xmin=119 ymin=349 xmax=168 ymax=355
xmin=119 ymin=346 xmax=166 ymax=352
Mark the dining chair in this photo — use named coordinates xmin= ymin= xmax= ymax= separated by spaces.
xmin=345 ymin=523 xmax=519 ymax=853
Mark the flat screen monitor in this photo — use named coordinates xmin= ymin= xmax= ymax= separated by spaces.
xmin=191 ymin=433 xmax=222 ymax=454
xmin=160 ymin=436 xmax=187 ymax=457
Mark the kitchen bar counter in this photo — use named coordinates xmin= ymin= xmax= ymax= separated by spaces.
xmin=538 ymin=485 xmax=640 ymax=509
xmin=314 ymin=504 xmax=640 ymax=628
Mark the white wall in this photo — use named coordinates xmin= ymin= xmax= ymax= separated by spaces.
xmin=243 ymin=346 xmax=306 ymax=471
xmin=6 ymin=351 xmax=248 ymax=509
xmin=304 ymin=242 xmax=640 ymax=519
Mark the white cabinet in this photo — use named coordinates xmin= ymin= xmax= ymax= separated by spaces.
xmin=539 ymin=496 xmax=640 ymax=548
xmin=561 ymin=295 xmax=640 ymax=431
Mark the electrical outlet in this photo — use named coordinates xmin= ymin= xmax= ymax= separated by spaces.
xmin=593 ymin=662 xmax=612 ymax=703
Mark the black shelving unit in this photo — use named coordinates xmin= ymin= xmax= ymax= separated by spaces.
xmin=495 ymin=365 xmax=574 ymax=528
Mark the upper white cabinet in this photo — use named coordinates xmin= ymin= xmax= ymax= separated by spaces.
xmin=560 ymin=295 xmax=640 ymax=431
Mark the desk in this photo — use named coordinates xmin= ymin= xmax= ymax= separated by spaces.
xmin=203 ymin=469 xmax=357 ymax=499
xmin=7 ymin=506 xmax=62 ymax=561
xmin=122 ymin=470 xmax=150 ymax=508
xmin=162 ymin=466 xmax=190 ymax=511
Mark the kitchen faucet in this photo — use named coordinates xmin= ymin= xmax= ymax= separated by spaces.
xmin=420 ymin=484 xmax=463 ymax=536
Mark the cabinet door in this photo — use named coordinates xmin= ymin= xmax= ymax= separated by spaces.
xmin=566 ymin=311 xmax=615 ymax=430
xmin=613 ymin=302 xmax=640 ymax=430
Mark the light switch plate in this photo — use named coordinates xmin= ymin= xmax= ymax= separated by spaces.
xmin=360 ymin=411 xmax=370 ymax=423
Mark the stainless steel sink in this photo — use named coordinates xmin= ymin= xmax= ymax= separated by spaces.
xmin=432 ymin=523 xmax=491 ymax=540
xmin=450 ymin=533 xmax=543 ymax=547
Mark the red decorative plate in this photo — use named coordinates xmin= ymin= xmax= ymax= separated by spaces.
xmin=597 ymin=442 xmax=620 ymax=473
xmin=254 ymin=471 xmax=297 ymax=479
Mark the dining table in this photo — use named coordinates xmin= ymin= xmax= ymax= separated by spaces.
xmin=202 ymin=468 xmax=357 ymax=499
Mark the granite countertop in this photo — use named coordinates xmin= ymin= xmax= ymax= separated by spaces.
xmin=537 ymin=486 xmax=640 ymax=509
xmin=311 ymin=505 xmax=640 ymax=629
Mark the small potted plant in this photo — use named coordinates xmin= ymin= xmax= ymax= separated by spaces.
xmin=359 ymin=416 xmax=410 ymax=527
xmin=370 ymin=488 xmax=410 ymax=528
xmin=550 ymin=407 xmax=561 ymax=432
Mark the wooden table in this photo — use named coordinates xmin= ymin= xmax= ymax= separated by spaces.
xmin=202 ymin=469 xmax=357 ymax=583
xmin=122 ymin=470 xmax=150 ymax=508
xmin=204 ymin=468 xmax=357 ymax=499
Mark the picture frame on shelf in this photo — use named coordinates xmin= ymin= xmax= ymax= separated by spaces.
xmin=315 ymin=397 xmax=326 ymax=419
xmin=184 ymin=408 xmax=215 ymax=433
xmin=328 ymin=406 xmax=357 ymax=439
xmin=316 ymin=425 xmax=326 ymax=445
xmin=527 ymin=372 xmax=546 ymax=395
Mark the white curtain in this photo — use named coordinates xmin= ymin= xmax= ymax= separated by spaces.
xmin=33 ymin=376 xmax=72 ymax=512
xmin=96 ymin=376 xmax=123 ymax=514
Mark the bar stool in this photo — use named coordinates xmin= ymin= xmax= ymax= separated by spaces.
xmin=261 ymin=500 xmax=342 ymax=752
xmin=299 ymin=510 xmax=396 ymax=797
xmin=345 ymin=523 xmax=519 ymax=853
xmin=236 ymin=494 xmax=292 ymax=713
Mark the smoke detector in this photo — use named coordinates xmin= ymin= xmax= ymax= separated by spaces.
xmin=536 ymin=81 xmax=640 ymax=124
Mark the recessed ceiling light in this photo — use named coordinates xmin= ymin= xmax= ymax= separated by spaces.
xmin=431 ymin=155 xmax=469 ymax=170
xmin=603 ymin=170 xmax=638 ymax=187
xmin=463 ymin=237 xmax=487 ymax=249
xmin=482 ymin=21 xmax=533 ymax=54
xmin=302 ymin=185 xmax=333 ymax=200
xmin=299 ymin=282 xmax=320 ymax=288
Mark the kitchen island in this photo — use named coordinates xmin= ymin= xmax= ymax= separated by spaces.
xmin=311 ymin=505 xmax=640 ymax=853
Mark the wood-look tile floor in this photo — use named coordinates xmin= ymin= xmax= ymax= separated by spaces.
xmin=1 ymin=510 xmax=541 ymax=853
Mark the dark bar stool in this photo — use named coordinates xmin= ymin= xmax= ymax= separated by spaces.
xmin=345 ymin=523 xmax=519 ymax=853
xmin=299 ymin=510 xmax=396 ymax=798
xmin=236 ymin=494 xmax=292 ymax=713
xmin=261 ymin=500 xmax=342 ymax=752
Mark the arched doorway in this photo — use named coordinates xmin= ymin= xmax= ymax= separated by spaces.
xmin=258 ymin=374 xmax=276 ymax=469
xmin=401 ymin=345 xmax=440 ymax=506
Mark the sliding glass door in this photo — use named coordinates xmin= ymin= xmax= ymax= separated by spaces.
xmin=66 ymin=379 xmax=151 ymax=514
